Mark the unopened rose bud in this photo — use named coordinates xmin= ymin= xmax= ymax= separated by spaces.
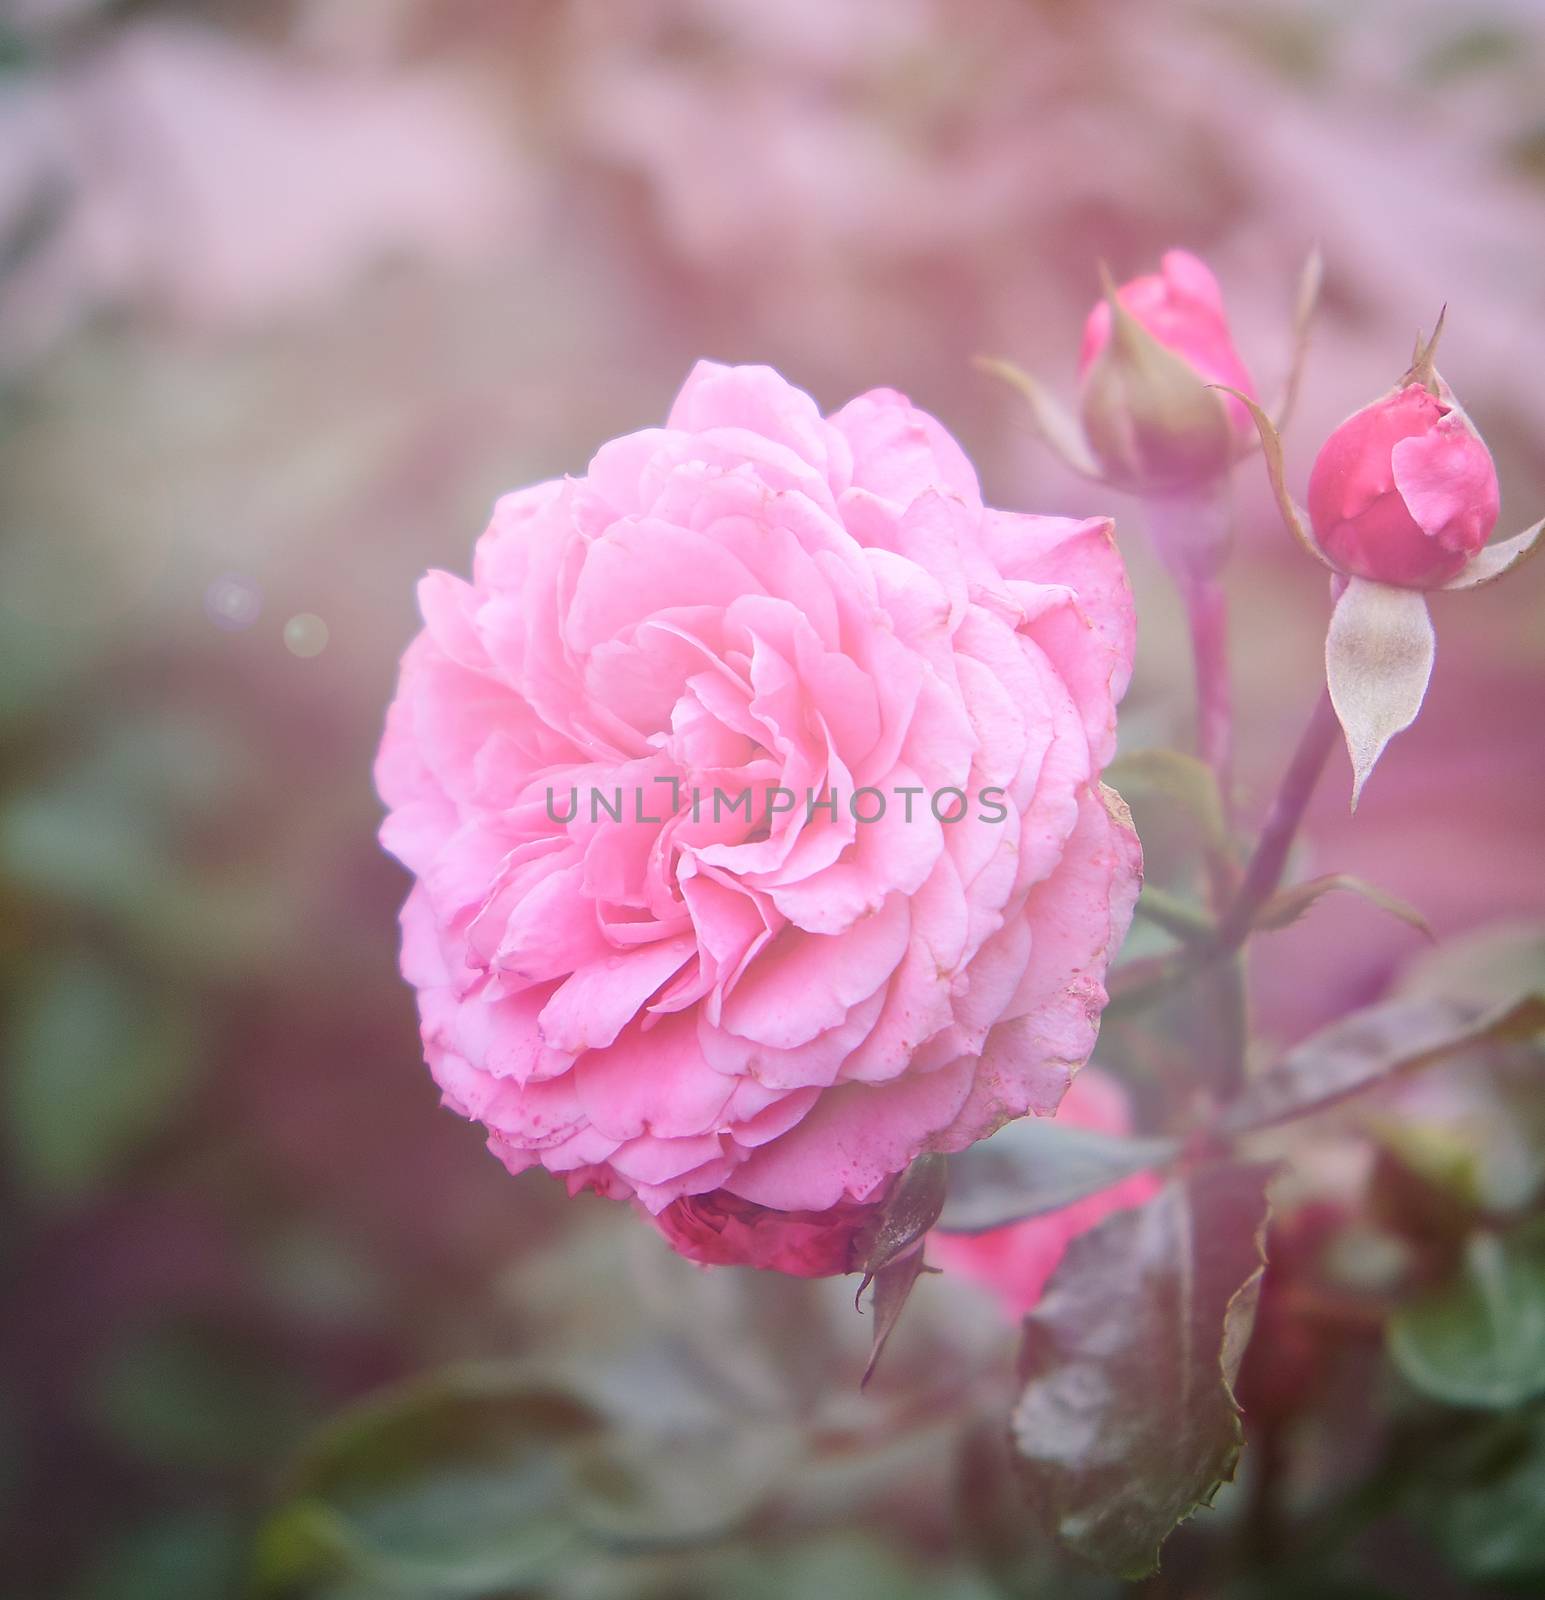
xmin=1078 ymin=250 xmax=1257 ymax=492
xmin=1232 ymin=309 xmax=1540 ymax=807
xmin=1308 ymin=376 xmax=1500 ymax=589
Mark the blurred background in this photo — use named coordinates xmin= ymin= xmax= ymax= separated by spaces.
xmin=2 ymin=2 xmax=1544 ymax=1595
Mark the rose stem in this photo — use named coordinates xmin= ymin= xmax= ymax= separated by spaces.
xmin=1109 ymin=672 xmax=1341 ymax=1013
xmin=1216 ymin=687 xmax=1340 ymax=947
xmin=1182 ymin=571 xmax=1234 ymax=818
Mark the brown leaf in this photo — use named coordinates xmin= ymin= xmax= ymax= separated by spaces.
xmin=1222 ymin=993 xmax=1545 ymax=1136
xmin=1012 ymin=1163 xmax=1272 ymax=1578
xmin=860 ymin=1246 xmax=933 ymax=1390
xmin=854 ymin=1152 xmax=948 ymax=1290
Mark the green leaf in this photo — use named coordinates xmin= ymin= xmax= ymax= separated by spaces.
xmin=570 ymin=1421 xmax=797 ymax=1550
xmin=1388 ymin=1228 xmax=1545 ymax=1409
xmin=1366 ymin=1048 xmax=1545 ymax=1216
xmin=937 ymin=1118 xmax=1180 ymax=1234
xmin=253 ymin=1366 xmax=602 ymax=1599
xmin=66 ymin=1509 xmax=244 ymax=1600
xmin=1132 ymin=884 xmax=1216 ymax=945
xmin=1012 ymin=1162 xmax=1272 ymax=1579
xmin=1104 ymin=747 xmax=1227 ymax=857
xmin=92 ymin=1322 xmax=304 ymax=1471
xmin=1422 ymin=1414 xmax=1545 ymax=1582
xmin=705 ymin=1532 xmax=1001 ymax=1600
xmin=1420 ymin=23 xmax=1523 ymax=83
xmin=4 ymin=953 xmax=198 ymax=1202
xmin=1325 ymin=577 xmax=1435 ymax=810
xmin=1253 ymin=873 xmax=1433 ymax=940
xmin=1221 ymin=992 xmax=1545 ymax=1136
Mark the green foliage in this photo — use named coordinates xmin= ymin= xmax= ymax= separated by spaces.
xmin=569 ymin=1421 xmax=799 ymax=1551
xmin=1418 ymin=1411 xmax=1545 ymax=1583
xmin=91 ymin=1320 xmax=306 ymax=1472
xmin=252 ymin=1368 xmax=603 ymax=1599
xmin=1419 ymin=23 xmax=1524 ymax=83
xmin=225 ymin=836 xmax=1545 ymax=1595
xmin=3 ymin=951 xmax=198 ymax=1203
xmin=66 ymin=1509 xmax=245 ymax=1600
xmin=1388 ymin=1226 xmax=1545 ymax=1410
xmin=1367 ymin=1051 xmax=1545 ymax=1216
xmin=250 ymin=1350 xmax=830 ymax=1599
xmin=1105 ymin=747 xmax=1229 ymax=875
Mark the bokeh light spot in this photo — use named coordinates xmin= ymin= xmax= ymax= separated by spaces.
xmin=283 ymin=613 xmax=329 ymax=658
xmin=204 ymin=574 xmax=263 ymax=632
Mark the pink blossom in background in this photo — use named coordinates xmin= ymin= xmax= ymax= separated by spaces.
xmin=1307 ymin=381 xmax=1500 ymax=588
xmin=547 ymin=0 xmax=1545 ymax=454
xmin=927 ymin=1066 xmax=1161 ymax=1320
xmin=375 ymin=361 xmax=1140 ymax=1272
xmin=0 ymin=21 xmax=521 ymax=363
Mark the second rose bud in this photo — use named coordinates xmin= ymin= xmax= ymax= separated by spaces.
xmin=1078 ymin=250 xmax=1259 ymax=495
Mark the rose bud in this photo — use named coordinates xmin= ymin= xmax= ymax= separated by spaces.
xmin=1077 ymin=250 xmax=1258 ymax=493
xmin=927 ymin=1067 xmax=1159 ymax=1320
xmin=1307 ymin=374 xmax=1500 ymax=588
xmin=1228 ymin=313 xmax=1540 ymax=807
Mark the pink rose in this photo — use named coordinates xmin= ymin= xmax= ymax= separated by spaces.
xmin=927 ymin=1066 xmax=1160 ymax=1319
xmin=1307 ymin=381 xmax=1499 ymax=588
xmin=1078 ymin=249 xmax=1257 ymax=489
xmin=375 ymin=361 xmax=1140 ymax=1273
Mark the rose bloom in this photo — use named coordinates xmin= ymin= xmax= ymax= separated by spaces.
xmin=928 ymin=1066 xmax=1160 ymax=1320
xmin=376 ymin=362 xmax=1139 ymax=1275
xmin=1307 ymin=381 xmax=1499 ymax=588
